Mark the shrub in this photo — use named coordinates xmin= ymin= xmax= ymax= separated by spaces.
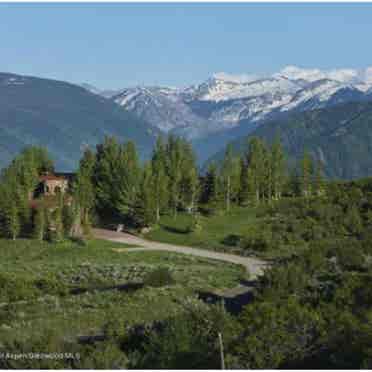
xmin=33 ymin=275 xmax=69 ymax=296
xmin=336 ymin=246 xmax=365 ymax=271
xmin=0 ymin=273 xmax=39 ymax=302
xmin=143 ymin=267 xmax=175 ymax=287
xmin=222 ymin=234 xmax=242 ymax=247
xmin=128 ymin=299 xmax=239 ymax=369
xmin=241 ymin=233 xmax=272 ymax=252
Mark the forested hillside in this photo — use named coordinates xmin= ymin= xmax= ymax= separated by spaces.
xmin=0 ymin=73 xmax=156 ymax=171
xmin=207 ymin=101 xmax=372 ymax=179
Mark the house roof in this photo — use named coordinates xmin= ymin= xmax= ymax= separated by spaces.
xmin=39 ymin=174 xmax=68 ymax=182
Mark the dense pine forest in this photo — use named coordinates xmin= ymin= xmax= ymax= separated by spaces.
xmin=0 ymin=137 xmax=372 ymax=369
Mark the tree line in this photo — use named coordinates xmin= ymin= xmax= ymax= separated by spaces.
xmin=0 ymin=135 xmax=325 ymax=240
xmin=202 ymin=137 xmax=325 ymax=210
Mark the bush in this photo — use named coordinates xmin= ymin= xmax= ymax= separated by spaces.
xmin=127 ymin=299 xmax=239 ymax=369
xmin=241 ymin=233 xmax=272 ymax=252
xmin=33 ymin=275 xmax=69 ymax=296
xmin=0 ymin=273 xmax=39 ymax=302
xmin=222 ymin=234 xmax=242 ymax=247
xmin=143 ymin=267 xmax=175 ymax=287
xmin=335 ymin=246 xmax=365 ymax=271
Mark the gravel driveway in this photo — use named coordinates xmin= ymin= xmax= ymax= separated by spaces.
xmin=93 ymin=228 xmax=268 ymax=280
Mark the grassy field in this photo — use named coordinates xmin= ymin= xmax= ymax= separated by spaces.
xmin=145 ymin=205 xmax=309 ymax=260
xmin=0 ymin=238 xmax=244 ymax=345
xmin=145 ymin=207 xmax=261 ymax=252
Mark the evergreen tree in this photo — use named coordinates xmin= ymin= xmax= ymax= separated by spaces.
xmin=93 ymin=137 xmax=140 ymax=223
xmin=33 ymin=203 xmax=46 ymax=241
xmin=75 ymin=147 xmax=96 ymax=232
xmin=132 ymin=163 xmax=157 ymax=227
xmin=6 ymin=202 xmax=20 ymax=240
xmin=151 ymin=136 xmax=169 ymax=221
xmin=62 ymin=203 xmax=75 ymax=237
xmin=221 ymin=145 xmax=235 ymax=211
xmin=313 ymin=159 xmax=325 ymax=197
xmin=117 ymin=141 xmax=141 ymax=218
xmin=288 ymin=167 xmax=301 ymax=197
xmin=70 ymin=200 xmax=83 ymax=239
xmin=53 ymin=192 xmax=64 ymax=242
xmin=238 ymin=157 xmax=250 ymax=206
xmin=271 ymin=137 xmax=286 ymax=200
xmin=346 ymin=205 xmax=363 ymax=236
xmin=179 ymin=141 xmax=199 ymax=213
xmin=1 ymin=171 xmax=22 ymax=239
xmin=201 ymin=163 xmax=219 ymax=206
xmin=94 ymin=136 xmax=122 ymax=217
xmin=21 ymin=146 xmax=54 ymax=174
xmin=166 ymin=135 xmax=183 ymax=218
xmin=246 ymin=138 xmax=266 ymax=203
xmin=300 ymin=151 xmax=313 ymax=198
xmin=263 ymin=145 xmax=272 ymax=201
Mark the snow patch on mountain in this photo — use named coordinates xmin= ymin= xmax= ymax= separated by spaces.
xmin=281 ymin=79 xmax=349 ymax=111
xmin=113 ymin=86 xmax=209 ymax=135
xmin=107 ymin=65 xmax=372 ymax=140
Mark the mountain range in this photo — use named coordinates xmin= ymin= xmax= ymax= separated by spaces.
xmin=101 ymin=66 xmax=372 ymax=136
xmin=1 ymin=66 xmax=372 ymax=178
xmin=86 ymin=65 xmax=372 ymax=163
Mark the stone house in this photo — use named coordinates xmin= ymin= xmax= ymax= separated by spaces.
xmin=38 ymin=173 xmax=69 ymax=196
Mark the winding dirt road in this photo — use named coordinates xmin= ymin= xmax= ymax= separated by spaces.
xmin=93 ymin=228 xmax=268 ymax=280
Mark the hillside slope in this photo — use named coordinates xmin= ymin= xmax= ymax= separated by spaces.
xmin=207 ymin=101 xmax=372 ymax=179
xmin=0 ymin=73 xmax=156 ymax=171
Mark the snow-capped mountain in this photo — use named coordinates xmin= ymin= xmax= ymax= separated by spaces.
xmin=111 ymin=86 xmax=211 ymax=136
xmin=105 ymin=66 xmax=372 ymax=140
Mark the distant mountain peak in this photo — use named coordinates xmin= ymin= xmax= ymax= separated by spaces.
xmin=278 ymin=65 xmax=372 ymax=85
xmin=212 ymin=72 xmax=259 ymax=84
xmin=101 ymin=65 xmax=372 ymax=145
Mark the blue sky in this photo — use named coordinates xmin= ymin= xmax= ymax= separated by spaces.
xmin=1 ymin=3 xmax=372 ymax=89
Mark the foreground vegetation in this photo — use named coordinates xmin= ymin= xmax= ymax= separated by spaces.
xmin=1 ymin=176 xmax=372 ymax=368
xmin=0 ymin=238 xmax=244 ymax=368
xmin=1 ymin=139 xmax=372 ymax=368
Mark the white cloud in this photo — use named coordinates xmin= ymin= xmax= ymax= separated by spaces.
xmin=363 ymin=67 xmax=372 ymax=85
xmin=278 ymin=66 xmax=326 ymax=82
xmin=327 ymin=69 xmax=359 ymax=83
xmin=279 ymin=65 xmax=363 ymax=84
xmin=213 ymin=72 xmax=258 ymax=84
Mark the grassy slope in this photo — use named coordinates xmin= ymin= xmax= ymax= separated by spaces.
xmin=0 ymin=238 xmax=243 ymax=343
xmin=145 ymin=204 xmax=308 ymax=261
xmin=145 ymin=207 xmax=259 ymax=251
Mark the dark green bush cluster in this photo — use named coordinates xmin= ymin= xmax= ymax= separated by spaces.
xmin=0 ymin=272 xmax=69 ymax=303
xmin=123 ymin=299 xmax=239 ymax=369
xmin=0 ymin=273 xmax=39 ymax=302
xmin=143 ymin=267 xmax=175 ymax=287
xmin=33 ymin=275 xmax=68 ymax=297
xmin=240 ymin=232 xmax=272 ymax=252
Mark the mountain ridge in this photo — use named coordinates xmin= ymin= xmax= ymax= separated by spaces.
xmin=0 ymin=72 xmax=157 ymax=171
xmin=100 ymin=66 xmax=372 ymax=161
xmin=206 ymin=100 xmax=372 ymax=179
